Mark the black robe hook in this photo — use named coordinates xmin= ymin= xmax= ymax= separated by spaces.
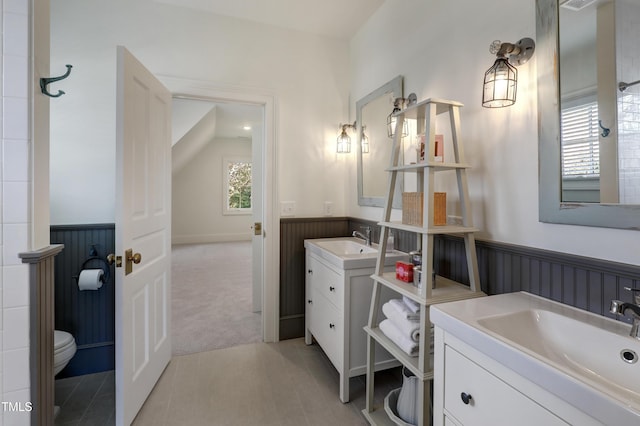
xmin=598 ymin=120 xmax=610 ymax=138
xmin=40 ymin=64 xmax=72 ymax=98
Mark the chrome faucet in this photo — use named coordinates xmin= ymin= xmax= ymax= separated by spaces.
xmin=352 ymin=226 xmax=372 ymax=246
xmin=610 ymin=287 xmax=640 ymax=340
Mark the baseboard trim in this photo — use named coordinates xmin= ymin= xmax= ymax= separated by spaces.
xmin=279 ymin=315 xmax=305 ymax=341
xmin=57 ymin=343 xmax=115 ymax=379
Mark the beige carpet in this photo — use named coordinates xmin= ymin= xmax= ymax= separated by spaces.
xmin=171 ymin=242 xmax=262 ymax=356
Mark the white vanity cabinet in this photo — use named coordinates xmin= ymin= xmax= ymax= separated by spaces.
xmin=304 ymin=253 xmax=344 ymax=370
xmin=433 ymin=332 xmax=600 ymax=426
xmin=304 ymin=249 xmax=401 ymax=403
xmin=439 ymin=340 xmax=569 ymax=426
xmin=431 ymin=293 xmax=616 ymax=426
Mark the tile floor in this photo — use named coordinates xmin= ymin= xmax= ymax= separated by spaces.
xmin=54 ymin=338 xmax=403 ymax=425
xmin=54 ymin=370 xmax=115 ymax=425
xmin=134 ymin=338 xmax=403 ymax=425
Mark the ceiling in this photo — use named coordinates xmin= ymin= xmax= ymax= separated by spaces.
xmin=154 ymin=0 xmax=385 ymax=40
xmin=172 ymin=98 xmax=262 ymax=145
xmin=559 ymin=0 xmax=598 ymax=54
xmin=167 ymin=0 xmax=386 ymax=145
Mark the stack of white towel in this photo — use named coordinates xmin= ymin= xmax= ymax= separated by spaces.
xmin=379 ymin=296 xmax=433 ymax=357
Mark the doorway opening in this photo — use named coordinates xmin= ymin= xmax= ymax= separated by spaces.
xmin=170 ymin=97 xmax=265 ymax=356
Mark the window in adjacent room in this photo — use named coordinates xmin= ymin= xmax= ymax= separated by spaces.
xmin=224 ymin=157 xmax=252 ymax=215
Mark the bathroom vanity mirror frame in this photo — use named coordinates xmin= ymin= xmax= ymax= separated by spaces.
xmin=537 ymin=0 xmax=640 ymax=229
xmin=356 ymin=75 xmax=403 ymax=208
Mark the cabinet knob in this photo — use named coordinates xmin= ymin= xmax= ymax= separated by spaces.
xmin=307 ymin=299 xmax=313 ymax=304
xmin=329 ymin=323 xmax=335 ymax=329
xmin=308 ymin=269 xmax=313 ymax=274
xmin=460 ymin=392 xmax=473 ymax=405
xmin=329 ymin=286 xmax=335 ymax=291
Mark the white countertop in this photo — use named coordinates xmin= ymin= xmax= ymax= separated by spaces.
xmin=431 ymin=291 xmax=640 ymax=424
xmin=304 ymin=237 xmax=408 ymax=270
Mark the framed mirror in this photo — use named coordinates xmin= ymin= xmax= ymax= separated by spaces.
xmin=537 ymin=0 xmax=640 ymax=229
xmin=356 ymin=76 xmax=403 ymax=208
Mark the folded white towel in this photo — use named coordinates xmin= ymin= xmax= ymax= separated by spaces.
xmin=379 ymin=319 xmax=419 ymax=357
xmin=388 ymin=298 xmax=420 ymax=321
xmin=382 ymin=302 xmax=420 ymax=342
xmin=402 ymin=296 xmax=421 ymax=314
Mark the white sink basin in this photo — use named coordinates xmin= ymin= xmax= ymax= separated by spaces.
xmin=430 ymin=292 xmax=640 ymax=424
xmin=313 ymin=239 xmax=378 ymax=255
xmin=477 ymin=309 xmax=640 ymax=407
xmin=304 ymin=237 xmax=408 ymax=269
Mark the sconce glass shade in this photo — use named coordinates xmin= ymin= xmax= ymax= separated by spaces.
xmin=337 ymin=129 xmax=351 ymax=153
xmin=361 ymin=131 xmax=370 ymax=153
xmin=482 ymin=57 xmax=517 ymax=108
xmin=387 ymin=109 xmax=408 ymax=138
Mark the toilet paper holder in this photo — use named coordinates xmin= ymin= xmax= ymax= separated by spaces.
xmin=73 ymin=253 xmax=111 ymax=285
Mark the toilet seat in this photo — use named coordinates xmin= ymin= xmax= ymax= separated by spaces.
xmin=54 ymin=330 xmax=77 ymax=375
xmin=54 ymin=330 xmax=74 ymax=352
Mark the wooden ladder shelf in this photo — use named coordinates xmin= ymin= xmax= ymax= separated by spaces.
xmin=362 ymin=98 xmax=485 ymax=426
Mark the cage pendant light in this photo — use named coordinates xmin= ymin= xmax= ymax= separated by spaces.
xmin=482 ymin=57 xmax=518 ymax=108
xmin=387 ymin=109 xmax=408 ymax=138
xmin=336 ymin=128 xmax=351 ymax=153
xmin=361 ymin=128 xmax=370 ymax=153
xmin=386 ymin=97 xmax=409 ymax=138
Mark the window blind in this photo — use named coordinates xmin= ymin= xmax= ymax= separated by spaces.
xmin=561 ymin=101 xmax=599 ymax=177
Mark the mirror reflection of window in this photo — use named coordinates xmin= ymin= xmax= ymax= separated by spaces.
xmin=561 ymin=96 xmax=600 ymax=202
xmin=559 ymin=0 xmax=640 ymax=204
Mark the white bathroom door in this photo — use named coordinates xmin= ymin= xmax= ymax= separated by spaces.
xmin=115 ymin=46 xmax=172 ymax=426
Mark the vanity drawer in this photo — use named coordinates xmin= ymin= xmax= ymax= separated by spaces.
xmin=307 ymin=255 xmax=344 ymax=309
xmin=443 ymin=345 xmax=568 ymax=426
xmin=444 ymin=416 xmax=461 ymax=426
xmin=309 ymin=291 xmax=343 ymax=370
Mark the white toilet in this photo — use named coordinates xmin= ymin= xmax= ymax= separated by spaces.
xmin=54 ymin=330 xmax=77 ymax=376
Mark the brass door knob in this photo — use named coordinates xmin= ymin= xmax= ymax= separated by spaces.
xmin=128 ymin=252 xmax=142 ymax=264
xmin=124 ymin=248 xmax=142 ymax=275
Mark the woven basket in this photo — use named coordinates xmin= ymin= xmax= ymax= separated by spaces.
xmin=402 ymin=192 xmax=446 ymax=226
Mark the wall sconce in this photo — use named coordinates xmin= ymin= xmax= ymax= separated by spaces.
xmin=482 ymin=38 xmax=535 ymax=108
xmin=361 ymin=126 xmax=370 ymax=154
xmin=337 ymin=122 xmax=356 ymax=153
xmin=387 ymin=98 xmax=409 ymax=138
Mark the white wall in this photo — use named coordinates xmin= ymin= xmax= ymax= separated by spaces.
xmin=560 ymin=43 xmax=596 ymax=96
xmin=49 ymin=0 xmax=351 ymax=225
xmin=172 ymin=137 xmax=253 ymax=244
xmin=1 ymin=0 xmax=36 ymax=424
xmin=2 ymin=1 xmax=636 ymax=422
xmin=348 ymin=0 xmax=639 ymax=266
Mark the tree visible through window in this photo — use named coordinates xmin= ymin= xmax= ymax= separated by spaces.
xmin=226 ymin=160 xmax=252 ymax=211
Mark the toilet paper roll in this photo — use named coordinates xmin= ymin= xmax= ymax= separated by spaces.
xmin=78 ymin=269 xmax=104 ymax=291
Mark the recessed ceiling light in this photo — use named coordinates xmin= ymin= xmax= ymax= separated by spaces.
xmin=560 ymin=0 xmax=597 ymax=11
xmin=243 ymin=125 xmax=252 ymax=131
